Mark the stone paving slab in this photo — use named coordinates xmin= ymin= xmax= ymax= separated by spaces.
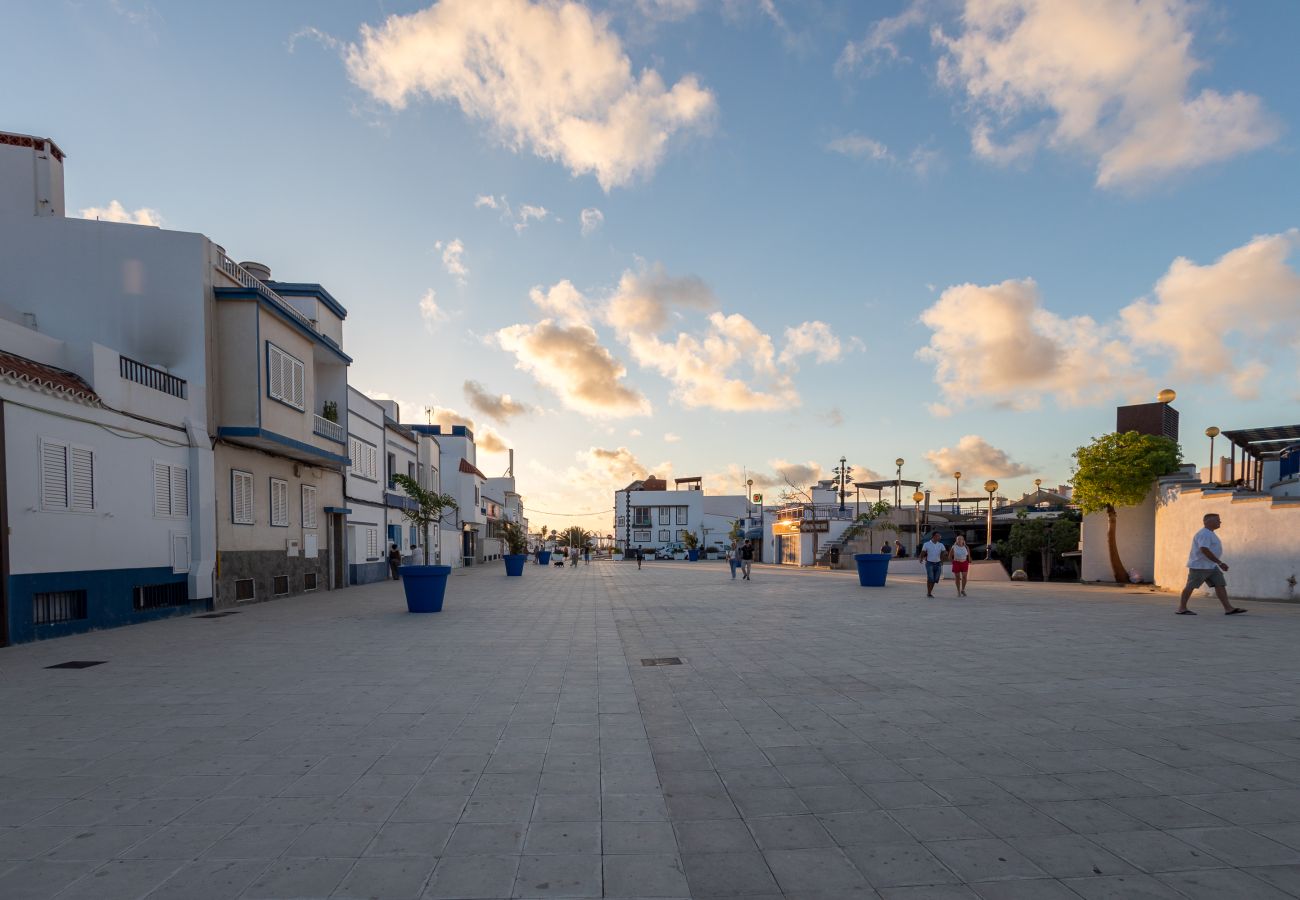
xmin=0 ymin=559 xmax=1298 ymax=898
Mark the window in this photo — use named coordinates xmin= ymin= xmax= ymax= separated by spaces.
xmin=231 ymin=470 xmax=254 ymax=524
xmin=474 ymin=486 xmax=480 ymax=505
xmin=40 ymin=439 xmax=94 ymax=512
xmin=632 ymin=507 xmax=651 ymax=527
xmin=234 ymin=578 xmax=256 ymax=601
xmin=408 ymin=461 xmax=416 ymax=480
xmin=152 ymin=461 xmax=189 ymax=518
xmin=676 ymin=506 xmax=688 ymax=525
xmin=658 ymin=507 xmax=671 ymax=524
xmin=677 ymin=530 xmax=688 ymax=542
xmin=33 ymin=590 xmax=87 ymax=624
xmin=387 ymin=452 xmax=396 ymax=485
xmin=366 ymin=527 xmax=380 ymax=560
xmin=303 ymin=572 xmax=318 ymax=592
xmin=409 ymin=525 xmax=418 ymax=548
xmin=134 ymin=582 xmax=188 ymax=611
xmin=272 ymin=575 xmax=290 ymax=596
xmin=617 ymin=516 xmax=625 ymax=526
xmin=348 ymin=437 xmax=379 ymax=480
xmin=267 ymin=342 xmax=305 ymax=409
xmin=269 ymin=478 xmax=289 ymax=526
xmin=633 ymin=529 xmax=651 ymax=542
xmin=301 ymin=484 xmax=318 ymax=529
xmin=658 ymin=529 xmax=670 ymax=543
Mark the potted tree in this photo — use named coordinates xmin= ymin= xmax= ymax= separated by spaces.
xmin=500 ymin=520 xmax=529 ymax=576
xmin=852 ymin=500 xmax=895 ymax=587
xmin=535 ymin=523 xmax=552 ymax=565
xmin=683 ymin=531 xmax=700 ymax=562
xmin=391 ymin=474 xmax=458 ymax=612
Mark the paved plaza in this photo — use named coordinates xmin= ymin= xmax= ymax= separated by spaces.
xmin=2 ymin=561 xmax=1300 ymax=899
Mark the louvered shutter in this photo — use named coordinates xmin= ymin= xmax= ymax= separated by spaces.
xmin=171 ymin=466 xmax=189 ymax=517
xmin=270 ymin=478 xmax=288 ymax=526
xmin=233 ymin=470 xmax=253 ymax=524
xmin=268 ymin=345 xmax=284 ymax=400
xmin=69 ymin=447 xmax=94 ymax=511
xmin=302 ymin=485 xmax=317 ymax=528
xmin=153 ymin=461 xmax=171 ymax=516
xmin=41 ymin=440 xmax=68 ymax=510
xmin=292 ymin=358 xmax=305 ymax=408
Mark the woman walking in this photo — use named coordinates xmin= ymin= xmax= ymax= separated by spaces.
xmin=951 ymin=535 xmax=971 ymax=597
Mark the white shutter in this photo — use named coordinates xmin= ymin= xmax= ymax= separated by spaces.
xmin=270 ymin=478 xmax=288 ymax=526
xmin=41 ymin=440 xmax=68 ymax=510
xmin=171 ymin=466 xmax=189 ymax=518
xmin=153 ymin=461 xmax=171 ymax=516
xmin=232 ymin=470 xmax=254 ymax=524
xmin=69 ymin=447 xmax=94 ymax=512
xmin=367 ymin=527 xmax=378 ymax=559
xmin=268 ymin=345 xmax=284 ymax=400
xmin=292 ymin=357 xmax=305 ymax=408
xmin=302 ymin=484 xmax=317 ymax=529
xmin=349 ymin=437 xmax=360 ymax=472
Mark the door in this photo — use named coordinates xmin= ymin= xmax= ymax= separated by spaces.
xmin=332 ymin=515 xmax=346 ymax=589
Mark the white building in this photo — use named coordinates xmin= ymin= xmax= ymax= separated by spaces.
xmin=411 ymin=424 xmax=484 ymax=567
xmin=345 ymin=387 xmax=387 ymax=584
xmin=379 ymin=402 xmax=420 ymax=564
xmin=614 ymin=475 xmax=748 ymax=556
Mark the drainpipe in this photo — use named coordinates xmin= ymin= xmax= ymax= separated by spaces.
xmin=184 ymin=418 xmax=217 ymax=605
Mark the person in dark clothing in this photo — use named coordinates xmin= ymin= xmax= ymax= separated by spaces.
xmin=387 ymin=543 xmax=402 ymax=580
xmin=740 ymin=540 xmax=754 ymax=580
xmin=636 ymin=547 xmax=643 ymax=570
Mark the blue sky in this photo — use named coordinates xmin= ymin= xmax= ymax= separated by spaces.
xmin=6 ymin=0 xmax=1299 ymax=530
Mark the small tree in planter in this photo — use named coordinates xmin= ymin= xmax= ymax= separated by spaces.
xmin=499 ymin=519 xmax=529 ymax=576
xmin=683 ymin=531 xmax=700 ymax=561
xmin=852 ymin=500 xmax=896 ymax=587
xmin=391 ymin=474 xmax=459 ymax=612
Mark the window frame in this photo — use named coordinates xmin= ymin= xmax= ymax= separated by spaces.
xmin=269 ymin=477 xmax=289 ymax=527
xmin=301 ymin=484 xmax=318 ymax=529
xmin=676 ymin=506 xmax=688 ymax=525
xmin=39 ymin=438 xmax=95 ymax=513
xmin=266 ymin=341 xmax=306 ymax=411
xmin=632 ymin=507 xmax=651 ymax=527
xmin=658 ymin=529 xmax=670 ymax=543
xmin=152 ymin=460 xmax=189 ymax=519
xmin=658 ymin=507 xmax=671 ymax=525
xmin=231 ymin=469 xmax=254 ymax=524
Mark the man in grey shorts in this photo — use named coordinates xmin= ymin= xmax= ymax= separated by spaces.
xmin=1176 ymin=513 xmax=1246 ymax=616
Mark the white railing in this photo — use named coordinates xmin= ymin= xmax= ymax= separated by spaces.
xmin=313 ymin=414 xmax=344 ymax=443
xmin=214 ymin=251 xmax=317 ymax=332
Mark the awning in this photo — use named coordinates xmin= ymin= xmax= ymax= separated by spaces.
xmin=744 ymin=527 xmax=763 ymax=540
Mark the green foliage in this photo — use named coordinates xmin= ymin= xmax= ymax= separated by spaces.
xmin=849 ymin=500 xmax=897 ymax=547
xmin=682 ymin=531 xmax=699 ymax=550
xmin=728 ymin=519 xmax=744 ymax=542
xmin=499 ymin=519 xmax=529 ymax=555
xmin=1072 ymin=431 xmax=1181 ymax=513
xmin=995 ymin=510 xmax=1080 ymax=561
xmin=391 ymin=475 xmax=459 ymax=562
xmin=558 ymin=525 xmax=590 ymax=548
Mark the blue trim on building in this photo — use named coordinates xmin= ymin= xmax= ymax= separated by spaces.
xmin=217 ymin=427 xmax=352 ymax=467
xmin=214 ymin=288 xmax=353 ymax=363
xmin=411 ymin=423 xmax=474 ymax=443
xmin=7 ymin=567 xmax=202 ymax=645
xmin=324 ymin=506 xmax=353 ymax=514
xmin=384 ymin=492 xmax=419 ymax=511
xmin=264 ymin=281 xmax=349 ymax=320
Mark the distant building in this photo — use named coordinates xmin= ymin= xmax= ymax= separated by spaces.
xmin=345 ymin=388 xmax=387 ymax=583
xmin=614 ymin=475 xmax=749 ymax=556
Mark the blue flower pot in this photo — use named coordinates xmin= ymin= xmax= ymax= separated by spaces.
xmin=854 ymin=553 xmax=891 ymax=587
xmin=687 ymin=549 xmax=700 ymax=561
xmin=399 ymin=564 xmax=451 ymax=612
xmin=504 ymin=554 xmax=527 ymax=576
xmin=538 ymin=551 xmax=552 ymax=565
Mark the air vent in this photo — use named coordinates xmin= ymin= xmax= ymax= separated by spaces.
xmin=303 ymin=572 xmax=318 ymax=592
xmin=134 ymin=581 xmax=188 ymax=611
xmin=234 ymin=578 xmax=255 ymax=602
xmin=195 ymin=611 xmax=239 ymax=619
xmin=640 ymin=657 xmax=684 ymax=666
xmin=272 ymin=575 xmax=289 ymax=596
xmin=33 ymin=590 xmax=87 ymax=625
xmin=46 ymin=660 xmax=106 ymax=669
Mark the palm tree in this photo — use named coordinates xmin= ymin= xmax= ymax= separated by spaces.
xmin=558 ymin=525 xmax=590 ymax=549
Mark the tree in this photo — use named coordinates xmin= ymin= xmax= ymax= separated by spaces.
xmin=852 ymin=500 xmax=896 ymax=551
xmin=995 ymin=510 xmax=1081 ymax=580
xmin=558 ymin=525 xmax=590 ymax=549
xmin=728 ymin=519 xmax=744 ymax=543
xmin=499 ymin=519 xmax=528 ymax=555
xmin=391 ymin=475 xmax=459 ymax=566
xmin=1072 ymin=431 xmax=1181 ymax=582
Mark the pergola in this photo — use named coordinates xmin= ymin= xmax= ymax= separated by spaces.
xmin=1220 ymin=424 xmax=1300 ymax=492
xmin=853 ymin=479 xmax=923 ymax=510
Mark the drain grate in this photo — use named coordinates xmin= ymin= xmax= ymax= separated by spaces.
xmin=194 ymin=611 xmax=240 ymax=619
xmin=46 ymin=661 xmax=106 ymax=669
xmin=641 ymin=657 xmax=684 ymax=666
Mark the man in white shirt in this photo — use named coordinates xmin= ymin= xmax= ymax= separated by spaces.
xmin=1177 ymin=513 xmax=1246 ymax=616
xmin=920 ymin=531 xmax=946 ymax=598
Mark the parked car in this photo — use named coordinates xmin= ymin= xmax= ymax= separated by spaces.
xmin=655 ymin=542 xmax=686 ymax=560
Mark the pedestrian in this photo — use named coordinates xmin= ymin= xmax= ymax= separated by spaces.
xmin=740 ymin=540 xmax=754 ymax=580
xmin=387 ymin=543 xmax=402 ymax=580
xmin=569 ymin=546 xmax=578 ymax=567
xmin=880 ymin=541 xmax=891 ymax=555
xmin=894 ymin=540 xmax=906 ymax=559
xmin=583 ymin=547 xmax=591 ymax=565
xmin=950 ymin=535 xmax=970 ymax=597
xmin=1177 ymin=513 xmax=1247 ymax=616
xmin=636 ymin=547 xmax=643 ymax=570
xmin=919 ymin=530 xmax=946 ymax=598
xmin=728 ymin=543 xmax=739 ymax=579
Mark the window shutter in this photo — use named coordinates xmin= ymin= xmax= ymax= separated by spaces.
xmin=69 ymin=447 xmax=94 ymax=511
xmin=349 ymin=438 xmax=359 ymax=471
xmin=153 ymin=462 xmax=171 ymax=516
xmin=270 ymin=478 xmax=288 ymax=526
xmin=171 ymin=466 xmax=189 ymax=517
xmin=41 ymin=441 xmax=68 ymax=510
xmin=233 ymin=470 xmax=254 ymax=524
xmin=302 ymin=484 xmax=317 ymax=528
xmin=268 ymin=345 xmax=284 ymax=400
xmin=292 ymin=358 xmax=305 ymax=408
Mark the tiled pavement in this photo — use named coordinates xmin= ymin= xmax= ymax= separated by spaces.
xmin=2 ymin=560 xmax=1299 ymax=899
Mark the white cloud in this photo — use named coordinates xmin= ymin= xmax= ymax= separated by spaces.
xmin=427 ymin=405 xmax=510 ymax=454
xmin=637 ymin=0 xmax=700 ymax=24
xmin=663 ymin=432 xmax=681 ymax=443
xmin=925 ymin=435 xmax=1033 ymax=479
xmin=580 ymin=207 xmax=605 ymax=236
xmin=779 ymin=321 xmax=842 ymax=366
xmin=495 ymin=319 xmax=651 ymax=417
xmin=917 ymin=278 xmax=1145 ymax=412
xmin=436 ymin=238 xmax=468 ymax=282
xmin=474 ymin=194 xmax=499 ymax=209
xmin=78 ymin=200 xmax=162 ymax=227
xmin=628 ymin=428 xmax=642 ymax=437
xmin=418 ymin=288 xmax=448 ymax=332
xmin=606 ymin=264 xmax=715 ymax=338
xmin=837 ymin=0 xmax=931 ymax=75
xmin=935 ymin=0 xmax=1278 ymax=187
xmin=346 ymin=0 xmax=716 ymax=190
xmin=463 ymin=379 xmax=532 ymax=422
xmin=529 ymin=279 xmax=591 ymax=326
xmin=475 ymin=193 xmax=553 ymax=232
xmin=1120 ymin=230 xmax=1300 ymax=399
xmin=515 ymin=204 xmax=548 ymax=233
xmin=827 ymin=134 xmax=891 ymax=162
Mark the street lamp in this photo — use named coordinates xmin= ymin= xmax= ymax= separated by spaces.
xmin=1205 ymin=426 xmax=1220 ymax=484
xmin=746 ymin=479 xmax=754 ymax=522
xmin=912 ymin=490 xmax=924 ymax=556
xmin=1034 ymin=477 xmax=1042 ymax=503
xmin=953 ymin=471 xmax=961 ymax=515
xmin=983 ymin=479 xmax=999 ymax=559
xmin=894 ymin=458 xmax=905 ymax=507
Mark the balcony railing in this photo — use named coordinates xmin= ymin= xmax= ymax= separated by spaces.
xmin=120 ymin=355 xmax=186 ymax=399
xmin=215 ymin=251 xmax=317 ymax=332
xmin=775 ymin=504 xmax=858 ymax=522
xmin=313 ymin=414 xmax=345 ymax=443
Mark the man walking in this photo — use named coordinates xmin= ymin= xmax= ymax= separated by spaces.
xmin=920 ymin=531 xmax=946 ymax=598
xmin=728 ymin=543 xmax=740 ymax=579
xmin=740 ymin=540 xmax=754 ymax=580
xmin=636 ymin=547 xmax=643 ymax=570
xmin=1178 ymin=513 xmax=1246 ymax=616
xmin=387 ymin=543 xmax=402 ymax=580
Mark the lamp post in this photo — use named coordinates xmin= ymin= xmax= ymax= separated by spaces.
xmin=894 ymin=458 xmax=905 ymax=507
xmin=983 ymin=479 xmax=999 ymax=560
xmin=912 ymin=490 xmax=924 ymax=556
xmin=746 ymin=479 xmax=753 ymax=522
xmin=1034 ymin=477 xmax=1042 ymax=503
xmin=953 ymin=471 xmax=961 ymax=515
xmin=834 ymin=456 xmax=850 ymax=512
xmin=1205 ymin=426 xmax=1220 ymax=484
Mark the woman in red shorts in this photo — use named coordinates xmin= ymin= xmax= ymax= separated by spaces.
xmin=950 ymin=535 xmax=971 ymax=597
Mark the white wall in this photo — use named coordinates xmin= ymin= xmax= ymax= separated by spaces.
xmin=385 ymin=425 xmax=418 ymax=555
xmin=1081 ymin=488 xmax=1157 ymax=583
xmin=345 ymin=387 xmax=384 ymax=508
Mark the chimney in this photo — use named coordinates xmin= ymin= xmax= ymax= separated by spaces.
xmin=0 ymin=131 xmax=66 ymax=217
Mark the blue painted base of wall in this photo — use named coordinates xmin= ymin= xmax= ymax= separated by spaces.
xmin=350 ymin=561 xmax=391 ymax=585
xmin=7 ymin=567 xmax=206 ymax=645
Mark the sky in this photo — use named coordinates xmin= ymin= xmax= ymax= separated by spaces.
xmin=6 ymin=0 xmax=1299 ymax=533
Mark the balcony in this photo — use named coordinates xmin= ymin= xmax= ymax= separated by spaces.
xmin=313 ymin=414 xmax=344 ymax=444
xmin=120 ymin=355 xmax=186 ymax=399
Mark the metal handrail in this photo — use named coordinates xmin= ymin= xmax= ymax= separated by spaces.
xmin=312 ymin=414 xmax=344 ymax=443
xmin=119 ymin=355 xmax=186 ymax=398
xmin=214 ymin=251 xmax=317 ymax=331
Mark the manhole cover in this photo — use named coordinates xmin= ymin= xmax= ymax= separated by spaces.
xmin=641 ymin=657 xmax=683 ymax=666
xmin=194 ymin=611 xmax=240 ymax=619
xmin=46 ymin=661 xmax=106 ymax=669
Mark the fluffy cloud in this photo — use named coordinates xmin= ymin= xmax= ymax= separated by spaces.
xmin=463 ymin=379 xmax=533 ymax=422
xmin=346 ymin=0 xmax=716 ymax=190
xmin=79 ymin=200 xmax=162 ymax=227
xmin=827 ymin=134 xmax=890 ymax=162
xmin=436 ymin=238 xmax=468 ymax=282
xmin=1120 ymin=230 xmax=1300 ymax=399
xmin=837 ymin=0 xmax=931 ymax=74
xmin=580 ymin=207 xmax=604 ymax=236
xmin=427 ymin=405 xmax=509 ymax=454
xmin=779 ymin=321 xmax=842 ymax=366
xmin=925 ymin=435 xmax=1033 ymax=479
xmin=528 ymin=279 xmax=590 ymax=325
xmin=918 ymin=277 xmax=1144 ymax=413
xmin=606 ymin=265 xmax=715 ymax=337
xmin=495 ymin=319 xmax=651 ymax=417
xmin=418 ymin=288 xmax=448 ymax=331
xmin=663 ymin=432 xmax=681 ymax=443
xmin=934 ymin=0 xmax=1278 ymax=187
xmin=475 ymin=193 xmax=551 ymax=232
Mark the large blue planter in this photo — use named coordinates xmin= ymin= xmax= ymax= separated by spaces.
xmin=503 ymin=554 xmax=527 ymax=576
xmin=854 ymin=553 xmax=891 ymax=587
xmin=687 ymin=549 xmax=700 ymax=562
xmin=400 ymin=565 xmax=451 ymax=612
xmin=538 ymin=550 xmax=552 ymax=565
